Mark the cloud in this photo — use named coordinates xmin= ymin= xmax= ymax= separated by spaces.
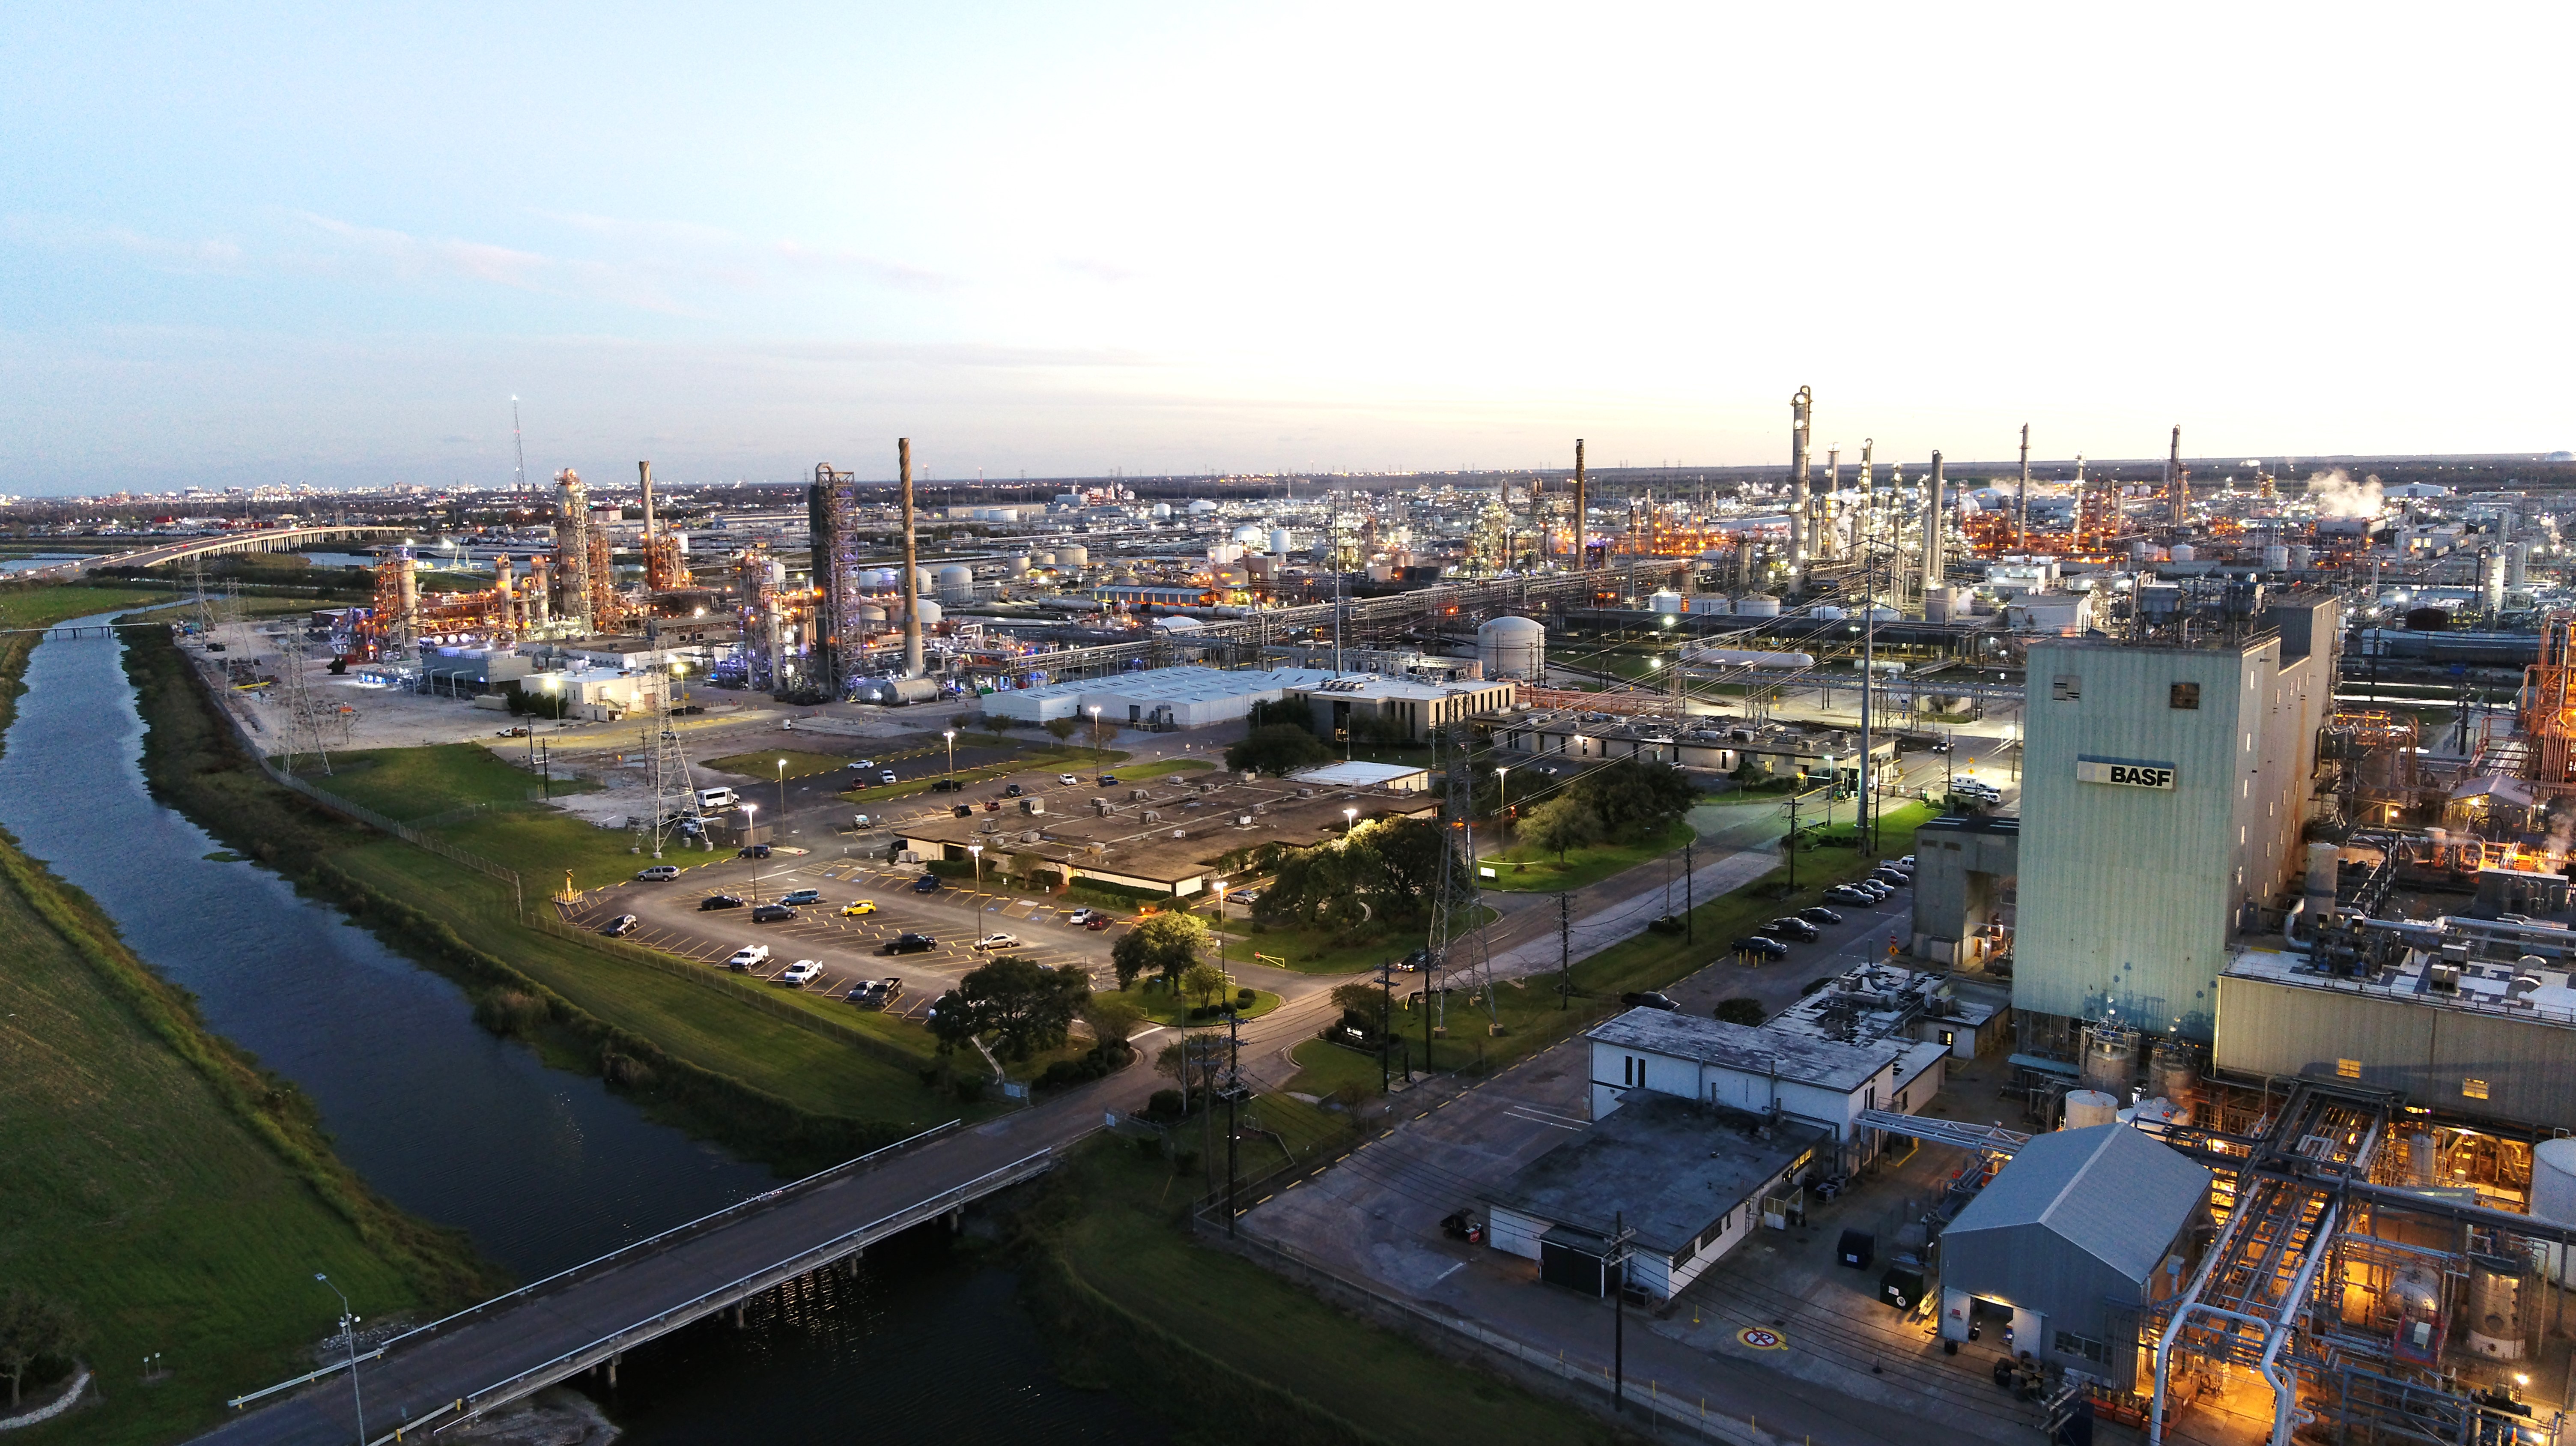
xmin=0 ymin=215 xmax=244 ymax=271
xmin=771 ymin=239 xmax=956 ymax=291
xmin=295 ymin=212 xmax=699 ymax=314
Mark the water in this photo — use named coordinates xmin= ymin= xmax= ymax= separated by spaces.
xmin=0 ymin=553 xmax=91 ymax=573
xmin=0 ymin=618 xmax=1163 ymax=1443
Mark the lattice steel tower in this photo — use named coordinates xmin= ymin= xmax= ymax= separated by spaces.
xmin=808 ymin=463 xmax=863 ymax=697
xmin=1423 ymin=719 xmax=1500 ymax=1037
xmin=641 ymin=635 xmax=700 ymax=858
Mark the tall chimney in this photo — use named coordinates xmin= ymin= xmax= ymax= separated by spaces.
xmin=1788 ymin=387 xmax=1813 ymax=577
xmin=2016 ymin=424 xmax=2031 ymax=555
xmin=2167 ymin=424 xmax=2185 ymax=532
xmin=1923 ymin=450 xmax=1946 ymax=601
xmin=1573 ymin=439 xmax=1587 ymax=571
xmin=638 ymin=460 xmax=656 ymax=544
xmin=900 ymin=437 xmax=924 ymax=678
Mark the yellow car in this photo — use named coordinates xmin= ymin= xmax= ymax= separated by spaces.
xmin=841 ymin=900 xmax=877 ymax=917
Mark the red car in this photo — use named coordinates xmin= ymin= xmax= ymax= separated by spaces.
xmin=1084 ymin=913 xmax=1113 ymax=931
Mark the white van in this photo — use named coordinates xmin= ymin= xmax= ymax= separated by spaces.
xmin=697 ymin=786 xmax=739 ymax=811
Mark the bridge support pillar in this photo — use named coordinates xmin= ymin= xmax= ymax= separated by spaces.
xmin=606 ymin=1353 xmax=620 ymax=1387
xmin=947 ymin=1208 xmax=963 ymax=1233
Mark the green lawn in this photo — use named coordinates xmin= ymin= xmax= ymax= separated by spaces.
xmin=1224 ymin=906 xmax=1495 ymax=976
xmin=1112 ymin=977 xmax=1282 ymax=1026
xmin=701 ymin=748 xmax=852 ymax=780
xmin=0 ymin=582 xmax=176 ymax=627
xmin=288 ymin=743 xmax=594 ymax=820
xmin=1032 ymin=1140 xmax=1626 ymax=1446
xmin=1478 ymin=816 xmax=1695 ymax=892
xmin=1282 ymin=1036 xmax=1391 ymax=1099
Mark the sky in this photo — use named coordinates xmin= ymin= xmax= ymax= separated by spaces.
xmin=3 ymin=3 xmax=2571 ymax=494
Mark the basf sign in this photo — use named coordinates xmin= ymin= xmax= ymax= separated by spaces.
xmin=2076 ymin=756 xmax=2177 ymax=791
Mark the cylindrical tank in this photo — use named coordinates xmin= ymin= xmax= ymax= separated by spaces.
xmin=912 ymin=567 xmax=934 ymax=598
xmin=2063 ymin=1090 xmax=2119 ymax=1129
xmin=1688 ymin=595 xmax=1732 ymax=615
xmin=1006 ymin=555 xmax=1030 ymax=576
xmin=1058 ymin=545 xmax=1088 ymax=568
xmin=2466 ymin=1259 xmax=2525 ymax=1359
xmin=2148 ymin=1042 xmax=2199 ymax=1114
xmin=2509 ymin=541 xmax=2531 ymax=588
xmin=1810 ymin=604 xmax=1846 ymax=621
xmin=1037 ymin=551 xmax=1057 ymax=567
xmin=2409 ymin=1131 xmax=2440 ymax=1186
xmin=2169 ymin=543 xmax=2197 ymax=563
xmin=936 ymin=564 xmax=974 ymax=604
xmin=1865 ymin=604 xmax=1901 ymax=621
xmin=1270 ymin=528 xmax=1293 ymax=556
xmin=855 ymin=603 xmax=887 ymax=624
xmin=2263 ymin=545 xmax=2291 ymax=573
xmin=1649 ymin=590 xmax=1684 ymax=614
xmin=1234 ymin=524 xmax=1267 ymax=547
xmin=2531 ymin=1138 xmax=2576 ymax=1284
xmin=1476 ymin=615 xmax=1546 ymax=680
xmin=1735 ymin=593 xmax=1782 ymax=618
xmin=914 ymin=599 xmax=944 ymax=626
xmin=2289 ymin=544 xmax=2314 ymax=571
xmin=2081 ymin=1027 xmax=2138 ymax=1097
xmin=1151 ymin=502 xmax=1172 ymax=520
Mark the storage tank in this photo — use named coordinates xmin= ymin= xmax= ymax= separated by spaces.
xmin=1649 ymin=590 xmax=1684 ymax=614
xmin=912 ymin=567 xmax=935 ymax=598
xmin=2466 ymin=1257 xmax=2526 ymax=1359
xmin=855 ymin=603 xmax=887 ymax=624
xmin=1476 ymin=615 xmax=1546 ymax=680
xmin=1270 ymin=528 xmax=1293 ymax=556
xmin=2263 ymin=545 xmax=2291 ymax=573
xmin=1234 ymin=524 xmax=1267 ymax=547
xmin=2063 ymin=1090 xmax=2119 ymax=1129
xmin=1810 ymin=604 xmax=1846 ymax=621
xmin=2290 ymin=544 xmax=2314 ymax=571
xmin=2148 ymin=1042 xmax=2199 ymax=1113
xmin=1006 ymin=555 xmax=1030 ymax=576
xmin=862 ymin=567 xmax=897 ymax=591
xmin=1151 ymin=502 xmax=1173 ymax=520
xmin=1058 ymin=544 xmax=1088 ymax=568
xmin=1735 ymin=593 xmax=1782 ymax=618
xmin=1037 ymin=551 xmax=1057 ymax=567
xmin=2081 ymin=1026 xmax=2138 ymax=1096
xmin=936 ymin=564 xmax=975 ymax=604
xmin=2388 ymin=1265 xmax=2443 ymax=1357
xmin=1688 ymin=595 xmax=1732 ymax=615
xmin=2169 ymin=543 xmax=2197 ymax=563
xmin=2531 ymin=1138 xmax=2576 ymax=1284
xmin=914 ymin=599 xmax=944 ymax=626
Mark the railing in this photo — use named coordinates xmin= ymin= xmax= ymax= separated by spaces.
xmin=227 ymin=1121 xmax=966 ymax=1411
xmin=441 ymin=1150 xmax=1057 ymax=1428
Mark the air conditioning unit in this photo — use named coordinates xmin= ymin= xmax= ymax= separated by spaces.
xmin=1020 ymin=798 xmax=1046 ymax=815
xmin=1296 ymin=787 xmax=1314 ymax=798
xmin=1019 ymin=831 xmax=1042 ymax=844
xmin=1237 ymin=814 xmax=1255 ymax=826
xmin=1142 ymin=810 xmax=1161 ymax=823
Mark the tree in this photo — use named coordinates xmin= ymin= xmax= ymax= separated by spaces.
xmin=1363 ymin=817 xmax=1448 ymax=917
xmin=951 ymin=712 xmax=974 ymax=733
xmin=1576 ymin=757 xmax=1696 ymax=835
xmin=1520 ymin=792 xmax=1602 ymax=863
xmin=1012 ymin=852 xmax=1053 ymax=890
xmin=1254 ymin=843 xmax=1372 ymax=933
xmin=927 ymin=989 xmax=980 ymax=1057
xmin=986 ymin=713 xmax=1021 ymax=732
xmin=1112 ymin=910 xmax=1208 ymax=989
xmin=1224 ymin=723 xmax=1333 ymax=777
xmin=1180 ymin=961 xmax=1230 ymax=1009
xmin=1044 ymin=716 xmax=1080 ymax=747
xmin=955 ymin=955 xmax=1092 ymax=1061
xmin=1714 ymin=997 xmax=1766 ymax=1026
xmin=0 ymin=1288 xmax=82 ymax=1410
xmin=1328 ymin=982 xmax=1386 ymax=1018
xmin=1082 ymin=993 xmax=1146 ymax=1052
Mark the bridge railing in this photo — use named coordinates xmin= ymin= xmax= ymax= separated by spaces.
xmin=225 ymin=1119 xmax=965 ymax=1411
xmin=442 ymin=1148 xmax=1057 ymax=1428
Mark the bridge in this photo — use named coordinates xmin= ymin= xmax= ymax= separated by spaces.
xmin=31 ymin=525 xmax=411 ymax=579
xmin=196 ymin=1114 xmax=1076 ymax=1445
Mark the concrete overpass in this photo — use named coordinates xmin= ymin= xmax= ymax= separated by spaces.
xmin=39 ymin=525 xmax=410 ymax=578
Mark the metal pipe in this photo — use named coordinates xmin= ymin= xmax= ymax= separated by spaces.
xmin=900 ymin=438 xmax=924 ymax=679
xmin=2168 ymin=424 xmax=2185 ymax=532
xmin=2016 ymin=424 xmax=2030 ymax=554
xmin=1923 ymin=451 xmax=1945 ymax=603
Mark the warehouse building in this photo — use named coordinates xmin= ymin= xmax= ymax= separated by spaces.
xmin=2012 ymin=594 xmax=2336 ymax=1040
xmin=1938 ymin=1124 xmax=2212 ymax=1389
xmin=1291 ymin=674 xmax=1518 ymax=744
xmin=982 ymin=665 xmax=1347 ymax=728
xmin=1587 ymin=1008 xmax=1949 ymax=1173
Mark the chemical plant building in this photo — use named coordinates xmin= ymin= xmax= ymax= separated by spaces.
xmin=2012 ymin=592 xmax=2337 ymax=1040
xmin=981 ymin=666 xmax=1348 ymax=729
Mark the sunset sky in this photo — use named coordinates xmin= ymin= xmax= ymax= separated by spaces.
xmin=5 ymin=3 xmax=2569 ymax=492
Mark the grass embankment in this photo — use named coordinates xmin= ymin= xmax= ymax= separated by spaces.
xmin=1015 ymin=1138 xmax=1628 ymax=1446
xmin=289 ymin=744 xmax=663 ymax=893
xmin=123 ymin=624 xmax=981 ymax=1173
xmin=290 ymin=743 xmax=595 ymax=817
xmin=700 ymin=748 xmax=851 ymax=780
xmin=1110 ymin=979 xmax=1283 ymax=1027
xmin=1477 ymin=817 xmax=1696 ymax=893
xmin=0 ymin=588 xmax=496 ymax=1446
xmin=1284 ymin=803 xmax=1933 ymax=1087
xmin=0 ymin=580 xmax=175 ymax=625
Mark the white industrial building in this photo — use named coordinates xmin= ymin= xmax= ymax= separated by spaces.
xmin=981 ymin=666 xmax=1348 ymax=729
xmin=1292 ymin=674 xmax=1518 ymax=744
xmin=1286 ymin=760 xmax=1432 ymax=793
xmin=1588 ymin=1009 xmax=1950 ymax=1170
xmin=2013 ymin=594 xmax=2336 ymax=1040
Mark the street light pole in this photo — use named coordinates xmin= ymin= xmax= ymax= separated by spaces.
xmin=1213 ymin=880 xmax=1228 ymax=984
xmin=942 ymin=729 xmax=957 ymax=790
xmin=1496 ymin=765 xmax=1510 ymax=845
xmin=313 ymin=1274 xmax=365 ymax=1445
xmin=776 ymin=757 xmax=789 ymax=836
xmin=1087 ymin=706 xmax=1102 ymax=767
xmin=742 ymin=803 xmax=759 ymax=904
xmin=969 ymin=842 xmax=982 ymax=890
xmin=1344 ymin=806 xmax=1357 ymax=838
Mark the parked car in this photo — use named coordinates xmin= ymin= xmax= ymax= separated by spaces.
xmin=777 ymin=887 xmax=821 ymax=906
xmin=1232 ymin=889 xmax=1263 ymax=906
xmin=739 ymin=843 xmax=771 ymax=859
xmin=699 ymin=893 xmax=745 ymax=911
xmin=599 ymin=913 xmax=639 ymax=937
xmin=1897 ymin=854 xmax=1918 ymax=869
xmin=848 ymin=758 xmax=875 ymax=771
xmin=881 ymin=933 xmax=936 ymax=956
xmin=1767 ymin=917 xmax=1822 ymax=942
xmin=725 ymin=944 xmax=771 ymax=971
xmin=1619 ymin=990 xmax=1681 ymax=1012
xmin=1058 ymin=773 xmax=1079 ymax=786
xmin=1732 ymin=935 xmax=1791 ymax=960
xmin=752 ymin=903 xmax=798 ymax=923
xmin=1796 ymin=906 xmax=1844 ymax=926
xmin=877 ymin=770 xmax=898 ymax=786
xmin=972 ymin=932 xmax=1019 ymax=951
xmin=1095 ymin=774 xmax=1120 ymax=786
xmin=778 ymin=960 xmax=823 ymax=987
xmin=950 ymin=804 xmax=973 ymax=818
xmin=1066 ymin=907 xmax=1099 ymax=926
xmin=1083 ymin=913 xmax=1112 ymax=931
xmin=911 ymin=874 xmax=942 ymax=893
xmin=635 ymin=864 xmax=680 ymax=881
xmin=1002 ymin=783 xmax=1025 ymax=797
xmin=841 ymin=900 xmax=877 ymax=917
xmin=845 ymin=978 xmax=886 ymax=1007
xmin=931 ymin=779 xmax=962 ymax=792
xmin=1871 ymin=870 xmax=1910 ymax=889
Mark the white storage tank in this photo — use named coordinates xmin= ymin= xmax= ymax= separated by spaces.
xmin=1688 ymin=595 xmax=1732 ymax=615
xmin=2263 ymin=545 xmax=2291 ymax=573
xmin=1006 ymin=555 xmax=1030 ymax=576
xmin=1037 ymin=551 xmax=1058 ymax=567
xmin=1151 ymin=502 xmax=1173 ymax=520
xmin=1734 ymin=593 xmax=1782 ymax=618
xmin=1476 ymin=615 xmax=1546 ymax=680
xmin=2063 ymin=1090 xmax=2119 ymax=1129
xmin=912 ymin=567 xmax=935 ymax=598
xmin=1270 ymin=528 xmax=1294 ymax=556
xmin=1058 ymin=544 xmax=1088 ymax=568
xmin=936 ymin=564 xmax=975 ymax=604
xmin=2169 ymin=543 xmax=2197 ymax=563
xmin=862 ymin=567 xmax=897 ymax=591
xmin=914 ymin=599 xmax=944 ymax=626
xmin=1649 ymin=590 xmax=1684 ymax=614
xmin=1234 ymin=524 xmax=1268 ymax=547
xmin=2534 ymin=1138 xmax=2576 ymax=1284
xmin=855 ymin=603 xmax=887 ymax=624
xmin=1810 ymin=604 xmax=1846 ymax=621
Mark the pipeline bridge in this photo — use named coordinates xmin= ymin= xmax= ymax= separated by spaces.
xmin=39 ymin=525 xmax=410 ymax=578
xmin=195 ymin=1117 xmax=1069 ymax=1446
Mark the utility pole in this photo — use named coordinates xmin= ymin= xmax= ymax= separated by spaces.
xmin=1683 ymin=837 xmax=1695 ymax=943
xmin=1557 ymin=890 xmax=1574 ymax=1010
xmin=1860 ymin=541 xmax=1876 ymax=856
xmin=1380 ymin=955 xmax=1394 ymax=1094
xmin=1785 ymin=790 xmax=1799 ymax=893
xmin=1224 ymin=1008 xmax=1243 ymax=1238
xmin=1610 ymin=1212 xmax=1635 ymax=1413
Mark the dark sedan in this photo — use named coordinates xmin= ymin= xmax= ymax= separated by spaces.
xmin=1732 ymin=935 xmax=1790 ymax=960
xmin=698 ymin=893 xmax=745 ymax=911
xmin=1766 ymin=917 xmax=1822 ymax=942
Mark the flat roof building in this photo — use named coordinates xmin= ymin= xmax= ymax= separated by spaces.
xmin=983 ymin=666 xmax=1349 ymax=728
xmin=1289 ymin=674 xmax=1517 ymax=744
xmin=1588 ymin=1007 xmax=1949 ymax=1173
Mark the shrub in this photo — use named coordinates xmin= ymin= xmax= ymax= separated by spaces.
xmin=1145 ymin=1088 xmax=1185 ymax=1122
xmin=1235 ymin=986 xmax=1257 ymax=1008
xmin=472 ymin=988 xmax=548 ymax=1040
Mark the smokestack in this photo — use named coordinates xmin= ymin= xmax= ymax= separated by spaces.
xmin=395 ymin=553 xmax=419 ymax=652
xmin=639 ymin=460 xmax=656 ymax=543
xmin=900 ymin=437 xmax=924 ymax=679
xmin=1573 ymin=439 xmax=1586 ymax=571
xmin=2016 ymin=424 xmax=2030 ymax=555
xmin=1923 ymin=451 xmax=1945 ymax=601
xmin=2167 ymin=424 xmax=2185 ymax=532
xmin=1788 ymin=387 xmax=1812 ymax=577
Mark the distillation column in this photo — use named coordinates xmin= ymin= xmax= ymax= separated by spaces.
xmin=900 ymin=438 xmax=924 ymax=679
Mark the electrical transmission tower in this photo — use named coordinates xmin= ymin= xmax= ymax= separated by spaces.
xmin=641 ymin=646 xmax=700 ymax=858
xmin=1423 ymin=719 xmax=1500 ymax=1038
xmin=275 ymin=620 xmax=339 ymax=776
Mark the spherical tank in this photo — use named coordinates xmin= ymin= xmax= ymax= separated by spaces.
xmin=1058 ymin=545 xmax=1089 ymax=568
xmin=936 ymin=564 xmax=974 ymax=604
xmin=2062 ymin=1090 xmax=2119 ymax=1129
xmin=1476 ymin=615 xmax=1546 ymax=681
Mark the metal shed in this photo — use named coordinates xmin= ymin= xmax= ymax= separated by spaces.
xmin=1938 ymin=1124 xmax=2211 ymax=1387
